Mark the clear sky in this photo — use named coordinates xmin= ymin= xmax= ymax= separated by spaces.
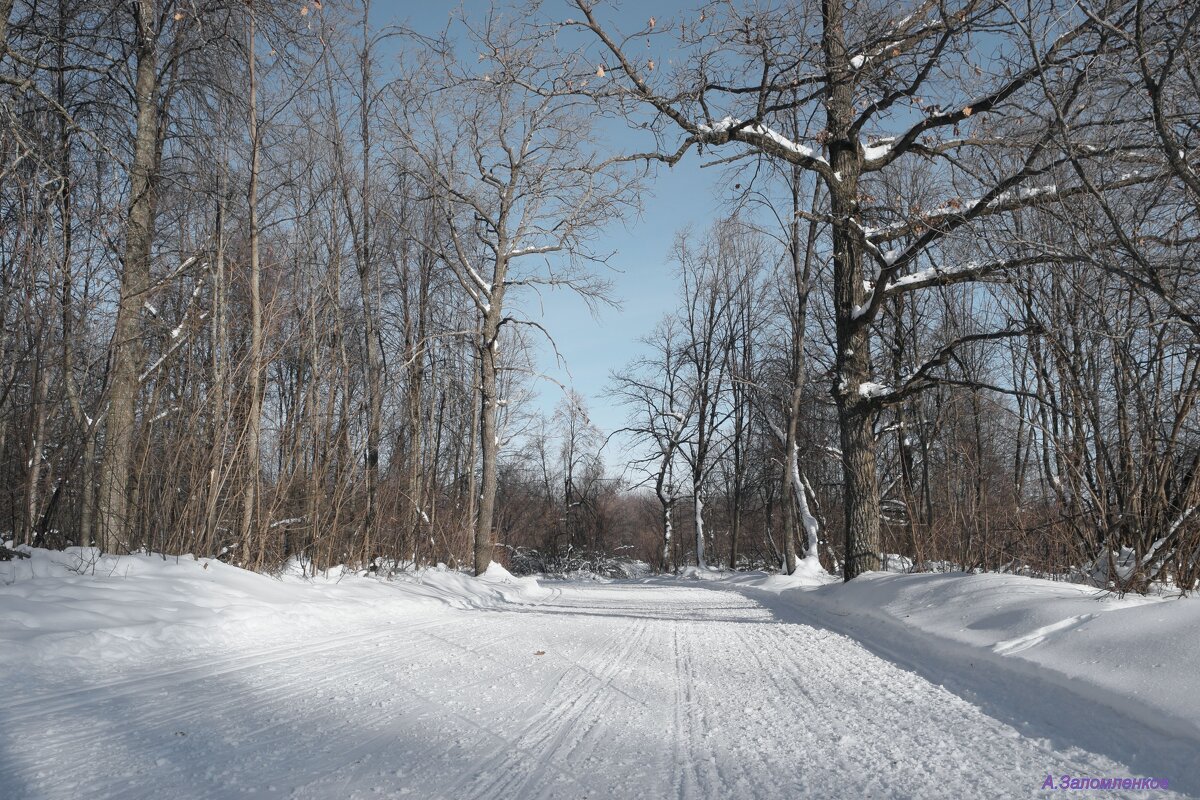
xmin=393 ymin=1 xmax=734 ymax=474
xmin=524 ymin=161 xmax=731 ymax=465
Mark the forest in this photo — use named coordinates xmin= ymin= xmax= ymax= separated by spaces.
xmin=2 ymin=0 xmax=1198 ymax=594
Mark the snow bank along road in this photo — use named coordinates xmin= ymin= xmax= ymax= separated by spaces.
xmin=2 ymin=579 xmax=1196 ymax=799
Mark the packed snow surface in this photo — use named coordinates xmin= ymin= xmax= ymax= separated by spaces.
xmin=2 ymin=548 xmax=1197 ymax=799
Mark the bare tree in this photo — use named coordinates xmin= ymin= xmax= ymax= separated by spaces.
xmin=398 ymin=11 xmax=640 ymax=574
xmin=570 ymin=0 xmax=1164 ymax=579
xmin=672 ymin=223 xmax=748 ymax=568
xmin=96 ymin=0 xmax=168 ymax=552
xmin=610 ymin=318 xmax=695 ymax=571
xmin=3 ymin=0 xmax=1196 ymax=595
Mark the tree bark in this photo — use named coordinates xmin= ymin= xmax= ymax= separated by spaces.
xmin=354 ymin=3 xmax=382 ymax=565
xmin=203 ymin=173 xmax=228 ymax=556
xmin=97 ymin=0 xmax=160 ymax=553
xmin=781 ymin=162 xmax=820 ymax=574
xmin=0 ymin=0 xmax=14 ymax=55
xmin=240 ymin=8 xmax=264 ymax=557
xmin=692 ymin=477 xmax=707 ymax=569
xmin=823 ymin=0 xmax=880 ymax=580
xmin=23 ymin=361 xmax=47 ymax=546
xmin=475 ymin=309 xmax=502 ymax=575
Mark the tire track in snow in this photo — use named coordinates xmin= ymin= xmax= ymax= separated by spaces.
xmin=439 ymin=612 xmax=654 ymax=800
xmin=3 ymin=607 xmax=546 ymax=800
xmin=670 ymin=622 xmax=699 ymax=800
xmin=677 ymin=593 xmax=1180 ymax=799
xmin=4 ymin=581 xmax=1194 ymax=800
xmin=0 ymin=616 xmax=449 ymax=723
xmin=2 ymin=613 xmax=503 ymax=800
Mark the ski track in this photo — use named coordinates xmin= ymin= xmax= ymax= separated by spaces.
xmin=2 ymin=583 xmax=1193 ymax=799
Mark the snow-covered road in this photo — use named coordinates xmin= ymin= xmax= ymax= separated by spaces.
xmin=2 ymin=580 xmax=1193 ymax=799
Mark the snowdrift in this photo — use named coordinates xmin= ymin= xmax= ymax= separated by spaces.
xmin=741 ymin=569 xmax=1200 ymax=750
xmin=5 ymin=545 xmax=1197 ymax=784
xmin=0 ymin=547 xmax=549 ymax=692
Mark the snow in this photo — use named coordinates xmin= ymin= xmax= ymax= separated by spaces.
xmin=503 ymin=245 xmax=559 ymax=258
xmin=852 ymin=263 xmax=987 ymax=318
xmin=857 ymin=380 xmax=891 ymax=399
xmin=746 ymin=571 xmax=1200 ymax=751
xmin=887 ymin=265 xmax=947 ymax=288
xmin=747 ymin=122 xmax=826 ymax=163
xmin=862 ymin=136 xmax=895 ymax=161
xmin=697 ymin=116 xmax=828 ymax=164
xmin=0 ymin=548 xmax=548 ymax=686
xmin=867 ymin=181 xmax=1070 ymax=242
xmin=463 ymin=263 xmax=492 ymax=294
xmin=2 ymin=547 xmax=1197 ymax=799
xmin=697 ymin=115 xmax=740 ymax=135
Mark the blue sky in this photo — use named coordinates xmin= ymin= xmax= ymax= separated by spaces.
xmin=525 ymin=163 xmax=729 ymax=459
xmin=393 ymin=1 xmax=733 ymax=470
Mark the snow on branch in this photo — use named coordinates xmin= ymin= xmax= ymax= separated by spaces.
xmin=696 ymin=116 xmax=831 ymax=174
xmin=139 ymin=277 xmax=208 ymax=384
xmin=502 ymin=243 xmax=563 ymax=259
xmin=856 ymin=12 xmax=1106 ymax=170
xmin=851 ymin=253 xmax=1080 ymax=323
xmin=858 ymin=326 xmax=1040 ymax=408
xmin=863 ymin=178 xmax=1086 ymax=243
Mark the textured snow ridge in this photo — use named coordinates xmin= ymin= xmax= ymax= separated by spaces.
xmin=777 ymin=571 xmax=1200 ymax=748
xmin=1 ymin=555 xmax=1197 ymax=799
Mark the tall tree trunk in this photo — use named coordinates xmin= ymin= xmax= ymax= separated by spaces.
xmin=662 ymin=496 xmax=674 ymax=572
xmin=55 ymin=0 xmax=91 ymax=547
xmin=355 ymin=3 xmax=382 ymax=565
xmin=404 ymin=249 xmax=431 ymax=559
xmin=728 ymin=492 xmax=741 ymax=570
xmin=783 ymin=162 xmax=822 ymax=574
xmin=475 ymin=311 xmax=501 ymax=575
xmin=729 ymin=344 xmax=746 ymax=570
xmin=97 ymin=0 xmax=159 ymax=553
xmin=305 ymin=264 xmax=325 ymax=564
xmin=240 ymin=10 xmax=264 ymax=555
xmin=23 ymin=361 xmax=47 ymax=546
xmin=655 ymin=453 xmax=675 ymax=572
xmin=80 ymin=431 xmax=95 ymax=547
xmin=823 ymin=0 xmax=880 ymax=580
xmin=891 ymin=294 xmax=919 ymax=560
xmin=462 ymin=346 xmax=480 ymax=569
xmin=203 ymin=177 xmax=228 ymax=556
xmin=781 ymin=418 xmax=799 ymax=574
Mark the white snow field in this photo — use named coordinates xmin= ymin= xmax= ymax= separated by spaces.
xmin=2 ymin=549 xmax=1198 ymax=799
